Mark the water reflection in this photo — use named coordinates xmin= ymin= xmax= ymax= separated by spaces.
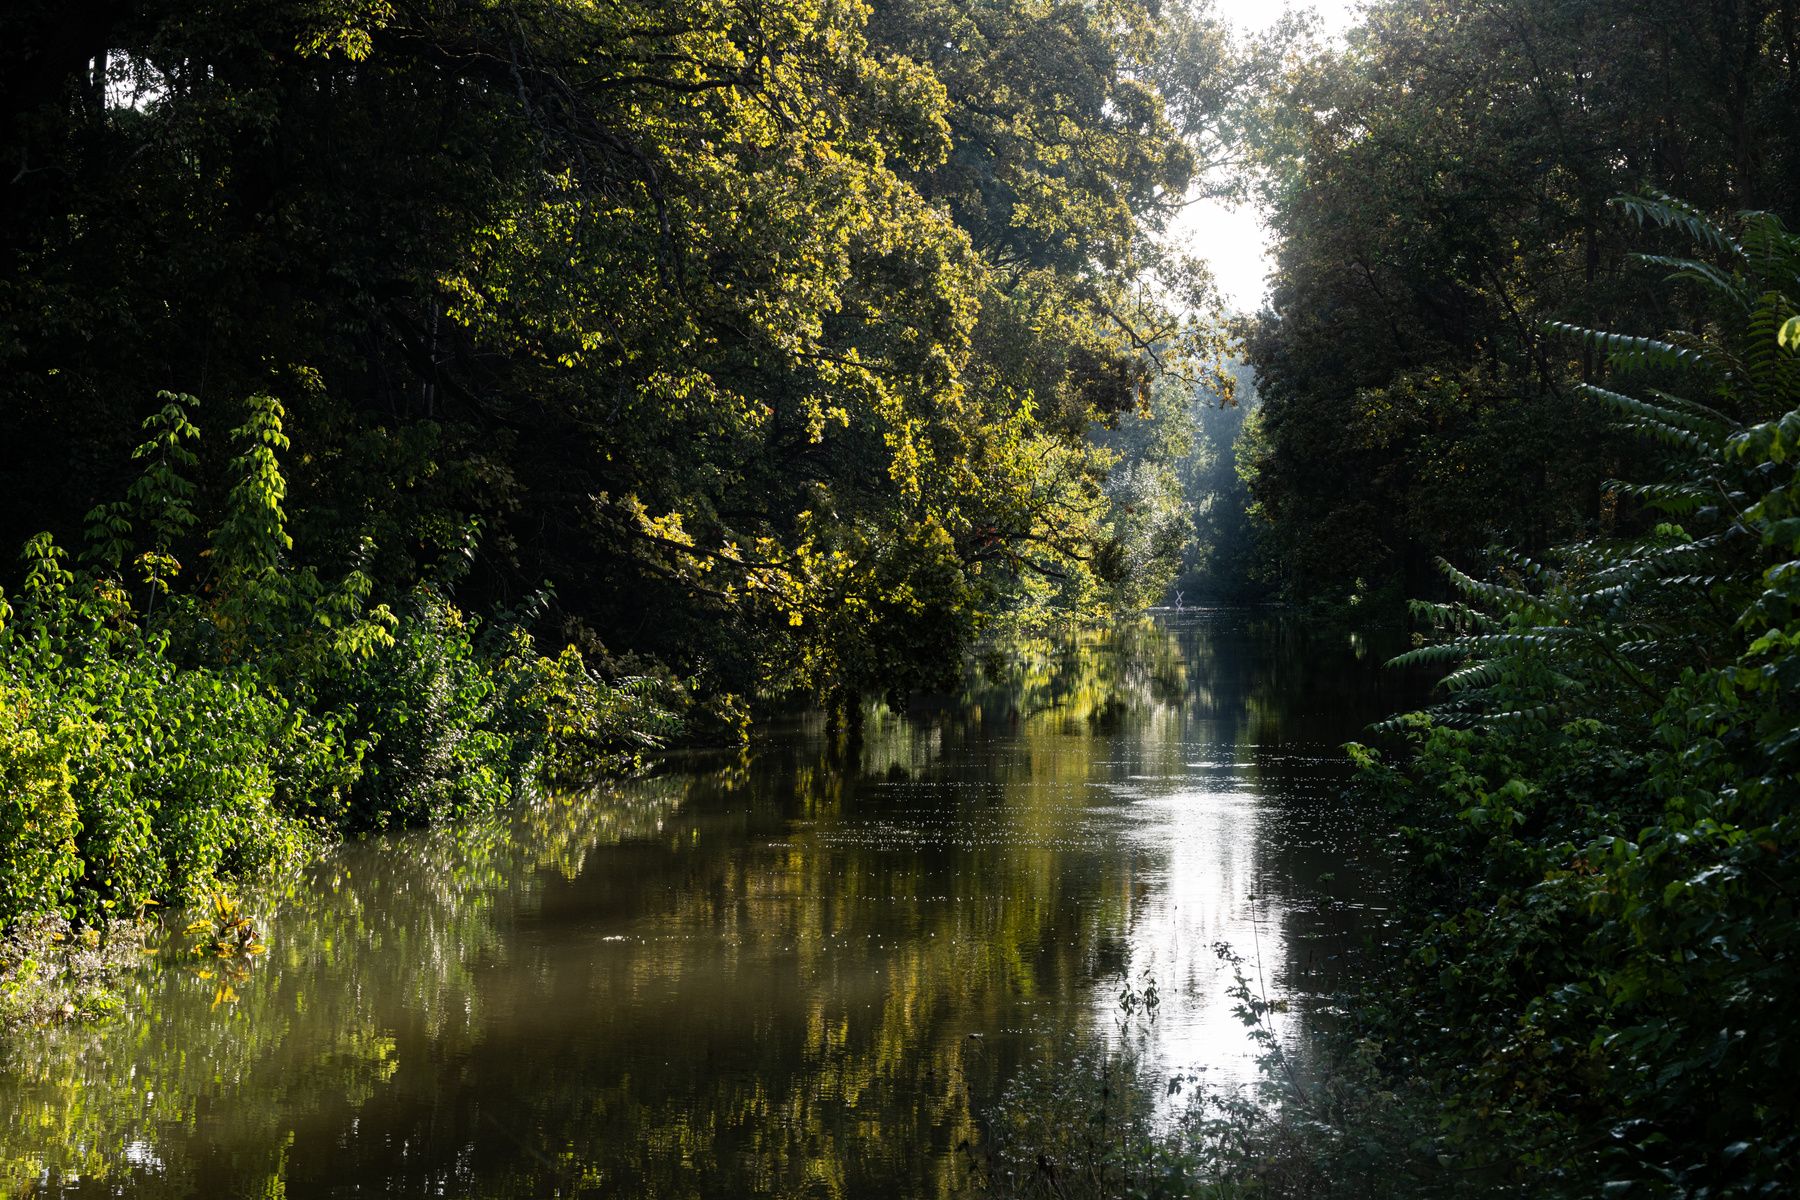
xmin=3 ymin=612 xmax=1428 ymax=1198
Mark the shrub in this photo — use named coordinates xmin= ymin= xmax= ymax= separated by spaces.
xmin=0 ymin=391 xmax=682 ymax=932
xmin=0 ymin=685 xmax=86 ymax=925
xmin=0 ymin=538 xmax=321 ymax=922
xmin=1339 ymin=196 xmax=1800 ymax=1193
xmin=320 ymin=588 xmax=528 ymax=829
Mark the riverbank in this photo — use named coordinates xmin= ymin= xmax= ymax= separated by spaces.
xmin=0 ymin=412 xmax=685 ymax=993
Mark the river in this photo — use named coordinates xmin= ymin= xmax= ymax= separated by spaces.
xmin=3 ymin=610 xmax=1429 ymax=1198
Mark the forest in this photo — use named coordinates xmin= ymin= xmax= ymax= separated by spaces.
xmin=0 ymin=0 xmax=1253 ymax=922
xmin=2 ymin=0 xmax=1798 ymax=1194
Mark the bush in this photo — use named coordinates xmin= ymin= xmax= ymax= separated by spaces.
xmin=967 ymin=1039 xmax=1206 ymax=1200
xmin=0 ymin=391 xmax=683 ymax=934
xmin=318 ymin=589 xmax=526 ymax=829
xmin=0 ymin=685 xmax=86 ymax=925
xmin=0 ymin=539 xmax=323 ymax=922
xmin=320 ymin=586 xmax=686 ymax=829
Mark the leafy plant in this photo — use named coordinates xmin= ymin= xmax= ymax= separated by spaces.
xmin=1338 ymin=194 xmax=1800 ymax=1194
xmin=0 ymin=388 xmax=680 ymax=936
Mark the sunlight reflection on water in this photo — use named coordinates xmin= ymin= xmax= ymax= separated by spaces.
xmin=0 ymin=610 xmax=1432 ymax=1198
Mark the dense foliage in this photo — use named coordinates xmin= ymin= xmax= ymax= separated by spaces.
xmin=1325 ymin=196 xmax=1800 ymax=1194
xmin=1237 ymin=0 xmax=1800 ymax=609
xmin=1167 ymin=361 xmax=1266 ymax=603
xmin=1163 ymin=20 xmax=1800 ymax=1177
xmin=0 ymin=0 xmax=1244 ymax=709
xmin=0 ymin=391 xmax=675 ymax=927
xmin=0 ymin=0 xmax=1266 ymax=934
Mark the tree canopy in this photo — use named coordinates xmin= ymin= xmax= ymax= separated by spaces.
xmin=1239 ymin=0 xmax=1800 ymax=607
xmin=0 ymin=0 xmax=1245 ymax=713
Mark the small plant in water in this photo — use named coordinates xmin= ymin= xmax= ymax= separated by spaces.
xmin=1115 ymin=968 xmax=1160 ymax=1025
xmin=180 ymin=890 xmax=267 ymax=1008
xmin=184 ymin=890 xmax=267 ymax=960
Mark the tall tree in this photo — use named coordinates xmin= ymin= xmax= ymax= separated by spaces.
xmin=1240 ymin=0 xmax=1800 ymax=605
xmin=0 ymin=0 xmax=1248 ymax=710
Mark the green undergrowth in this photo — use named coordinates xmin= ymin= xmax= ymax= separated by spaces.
xmin=0 ymin=393 xmax=682 ymax=1027
xmin=1330 ymin=197 xmax=1800 ymax=1196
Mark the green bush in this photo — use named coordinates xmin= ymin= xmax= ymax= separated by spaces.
xmin=0 ymin=538 xmax=323 ymax=922
xmin=1338 ymin=196 xmax=1800 ymax=1193
xmin=315 ymin=586 xmax=685 ymax=829
xmin=320 ymin=589 xmax=531 ymax=829
xmin=0 ymin=391 xmax=680 ymax=934
xmin=0 ymin=685 xmax=86 ymax=925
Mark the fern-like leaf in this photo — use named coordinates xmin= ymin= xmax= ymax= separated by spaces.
xmin=1578 ymin=384 xmax=1728 ymax=456
xmin=1633 ymin=255 xmax=1751 ymax=308
xmin=1616 ymin=192 xmax=1748 ymax=262
xmin=1542 ymin=323 xmax=1705 ymax=374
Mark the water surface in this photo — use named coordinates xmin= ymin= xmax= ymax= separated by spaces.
xmin=4 ymin=612 xmax=1428 ymax=1197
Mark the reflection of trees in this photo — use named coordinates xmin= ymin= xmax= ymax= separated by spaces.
xmin=0 ymin=789 xmax=688 ymax=1197
xmin=0 ymin=751 xmax=1125 ymax=1197
xmin=0 ymin=615 xmax=1422 ymax=1198
xmin=938 ymin=613 xmax=1435 ymax=1076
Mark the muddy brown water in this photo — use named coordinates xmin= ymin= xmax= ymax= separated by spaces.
xmin=3 ymin=612 xmax=1432 ymax=1198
